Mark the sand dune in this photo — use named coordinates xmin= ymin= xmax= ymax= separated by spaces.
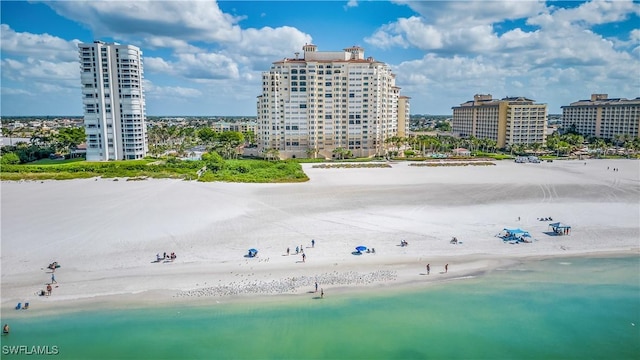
xmin=1 ymin=159 xmax=638 ymax=311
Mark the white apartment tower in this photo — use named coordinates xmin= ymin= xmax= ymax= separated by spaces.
xmin=452 ymin=95 xmax=547 ymax=148
xmin=561 ymin=94 xmax=640 ymax=139
xmin=257 ymin=45 xmax=402 ymax=159
xmin=79 ymin=41 xmax=148 ymax=161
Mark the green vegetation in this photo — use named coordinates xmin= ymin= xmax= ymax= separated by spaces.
xmin=28 ymin=158 xmax=86 ymax=165
xmin=1 ymin=126 xmax=86 ymax=163
xmin=200 ymin=159 xmax=308 ymax=183
xmin=0 ymin=156 xmax=308 ymax=183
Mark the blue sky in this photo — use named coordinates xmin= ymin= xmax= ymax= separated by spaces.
xmin=1 ymin=0 xmax=639 ymax=116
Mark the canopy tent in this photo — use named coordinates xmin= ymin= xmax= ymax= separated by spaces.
xmin=504 ymin=228 xmax=531 ymax=236
xmin=549 ymin=222 xmax=571 ymax=235
xmin=500 ymin=228 xmax=531 ymax=242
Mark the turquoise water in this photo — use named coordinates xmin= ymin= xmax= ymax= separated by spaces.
xmin=2 ymin=256 xmax=639 ymax=359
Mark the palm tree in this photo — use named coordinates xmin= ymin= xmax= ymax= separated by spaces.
xmin=530 ymin=142 xmax=542 ymax=155
xmin=485 ymin=139 xmax=497 ymax=154
xmin=263 ymin=148 xmax=280 ymax=161
xmin=2 ymin=126 xmax=15 ymax=146
xmin=30 ymin=128 xmax=49 ymax=147
xmin=332 ymin=147 xmax=348 ymax=160
xmin=305 ymin=147 xmax=318 ymax=159
xmin=593 ymin=138 xmax=607 ymax=158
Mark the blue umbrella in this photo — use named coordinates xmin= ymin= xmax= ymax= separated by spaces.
xmin=355 ymin=246 xmax=367 ymax=252
xmin=249 ymin=248 xmax=258 ymax=252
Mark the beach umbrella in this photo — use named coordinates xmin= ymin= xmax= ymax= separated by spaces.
xmin=249 ymin=248 xmax=258 ymax=252
xmin=355 ymin=246 xmax=367 ymax=252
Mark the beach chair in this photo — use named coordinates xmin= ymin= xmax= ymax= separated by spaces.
xmin=23 ymin=302 xmax=29 ymax=310
xmin=15 ymin=303 xmax=21 ymax=310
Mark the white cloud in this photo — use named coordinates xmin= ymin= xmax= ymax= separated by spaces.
xmin=390 ymin=17 xmax=442 ymax=49
xmin=235 ymin=26 xmax=312 ymax=57
xmin=369 ymin=0 xmax=639 ymax=114
xmin=144 ymin=81 xmax=202 ymax=99
xmin=345 ymin=0 xmax=358 ymax=9
xmin=398 ymin=0 xmax=546 ymax=25
xmin=47 ymin=0 xmax=243 ymax=45
xmin=171 ymin=53 xmax=240 ymax=81
xmin=1 ymin=56 xmax=78 ymax=88
xmin=0 ymin=24 xmax=79 ymax=62
xmin=366 ymin=27 xmax=409 ymax=49
xmin=529 ymin=0 xmax=639 ymax=28
xmin=1 ymin=87 xmax=32 ymax=96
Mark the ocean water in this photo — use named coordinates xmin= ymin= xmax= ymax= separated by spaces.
xmin=1 ymin=256 xmax=639 ymax=360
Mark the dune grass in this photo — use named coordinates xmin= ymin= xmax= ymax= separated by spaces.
xmin=0 ymin=158 xmax=309 ymax=183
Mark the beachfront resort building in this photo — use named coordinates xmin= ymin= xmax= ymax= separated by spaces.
xmin=397 ymin=96 xmax=411 ymax=138
xmin=561 ymin=94 xmax=640 ymax=139
xmin=78 ymin=41 xmax=148 ymax=161
xmin=256 ymin=44 xmax=404 ymax=159
xmin=452 ymin=94 xmax=547 ymax=148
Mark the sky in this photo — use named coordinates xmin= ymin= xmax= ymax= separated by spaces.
xmin=1 ymin=0 xmax=639 ymax=116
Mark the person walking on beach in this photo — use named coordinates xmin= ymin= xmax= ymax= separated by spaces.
xmin=287 ymin=247 xmax=290 ymax=256
xmin=296 ymin=246 xmax=299 ymax=254
xmin=321 ymin=288 xmax=324 ymax=298
xmin=46 ymin=284 xmax=52 ymax=296
xmin=302 ymin=253 xmax=306 ymax=262
xmin=426 ymin=264 xmax=430 ymax=275
xmin=51 ymin=273 xmax=57 ymax=284
xmin=315 ymin=281 xmax=318 ymax=292
xmin=445 ymin=264 xmax=449 ymax=273
xmin=311 ymin=239 xmax=315 ymax=248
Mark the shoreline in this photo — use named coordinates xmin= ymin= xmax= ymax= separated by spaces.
xmin=3 ymin=250 xmax=637 ymax=317
xmin=2 ymin=159 xmax=638 ymax=317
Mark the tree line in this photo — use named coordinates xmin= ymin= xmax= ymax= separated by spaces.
xmin=1 ymin=127 xmax=85 ymax=164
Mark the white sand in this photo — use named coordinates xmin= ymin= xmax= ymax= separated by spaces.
xmin=1 ymin=159 xmax=639 ymax=312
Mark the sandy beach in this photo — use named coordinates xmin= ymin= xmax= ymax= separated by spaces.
xmin=1 ymin=159 xmax=639 ymax=313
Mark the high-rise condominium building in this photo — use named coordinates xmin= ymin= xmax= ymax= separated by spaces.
xmin=257 ymin=44 xmax=403 ymax=159
xmin=561 ymin=94 xmax=640 ymax=139
xmin=397 ymin=96 xmax=411 ymax=138
xmin=79 ymin=41 xmax=147 ymax=161
xmin=452 ymin=94 xmax=547 ymax=148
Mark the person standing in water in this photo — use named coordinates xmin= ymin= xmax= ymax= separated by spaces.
xmin=3 ymin=324 xmax=9 ymax=334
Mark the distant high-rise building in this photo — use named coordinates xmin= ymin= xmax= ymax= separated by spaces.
xmin=78 ymin=41 xmax=147 ymax=161
xmin=256 ymin=44 xmax=404 ymax=159
xmin=397 ymin=96 xmax=411 ymax=138
xmin=561 ymin=94 xmax=640 ymax=139
xmin=452 ymin=94 xmax=547 ymax=148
